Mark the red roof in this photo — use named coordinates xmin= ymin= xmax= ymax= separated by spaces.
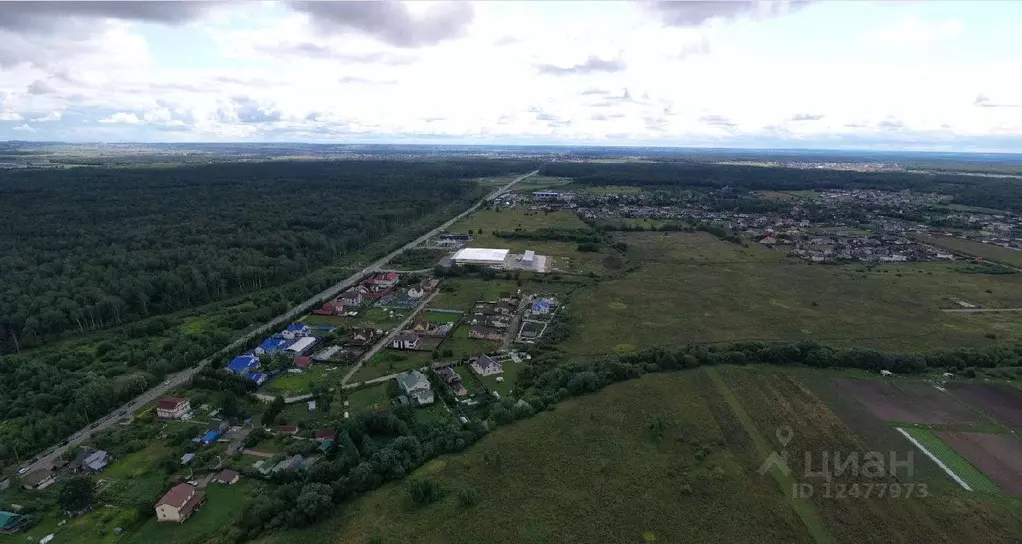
xmin=275 ymin=424 xmax=298 ymax=434
xmin=295 ymin=356 xmax=312 ymax=369
xmin=156 ymin=397 xmax=187 ymax=411
xmin=314 ymin=429 xmax=337 ymax=441
xmin=156 ymin=483 xmax=201 ymax=509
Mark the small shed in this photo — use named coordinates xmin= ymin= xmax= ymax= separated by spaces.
xmin=215 ymin=469 xmax=240 ymax=486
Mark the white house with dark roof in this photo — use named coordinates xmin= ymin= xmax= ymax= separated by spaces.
xmin=397 ymin=370 xmax=434 ymax=406
xmin=470 ymin=355 xmax=503 ymax=376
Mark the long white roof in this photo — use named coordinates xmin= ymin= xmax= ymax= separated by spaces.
xmin=452 ymin=248 xmax=510 ymax=262
xmin=287 ymin=336 xmax=316 ymax=352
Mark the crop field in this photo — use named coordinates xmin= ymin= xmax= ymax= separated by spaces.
xmin=935 ymin=431 xmax=1022 ymax=495
xmin=264 ymin=371 xmax=811 ymax=544
xmin=560 ymin=231 xmax=1022 ymax=354
xmin=835 ymin=378 xmax=981 ymax=424
xmin=899 ymin=427 xmax=1000 ymax=493
xmin=714 ymin=366 xmax=1022 ymax=543
xmin=915 ymin=234 xmax=1022 ymax=268
xmin=948 ymin=383 xmax=1022 ymax=427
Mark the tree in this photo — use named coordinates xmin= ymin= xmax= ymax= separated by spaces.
xmin=59 ymin=475 xmax=95 ymax=514
xmin=294 ymin=483 xmax=334 ymax=525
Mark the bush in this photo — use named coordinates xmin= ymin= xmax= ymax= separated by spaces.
xmin=408 ymin=478 xmax=446 ymax=506
xmin=457 ymin=486 xmax=477 ymax=507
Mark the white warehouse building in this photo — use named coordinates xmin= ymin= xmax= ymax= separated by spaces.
xmin=452 ymin=248 xmax=510 ymax=267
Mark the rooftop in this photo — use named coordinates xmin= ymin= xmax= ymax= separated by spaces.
xmin=452 ymin=247 xmax=510 ymax=263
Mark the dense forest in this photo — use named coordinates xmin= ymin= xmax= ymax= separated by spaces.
xmin=0 ymin=160 xmax=533 ymax=352
xmin=540 ymin=162 xmax=1022 ymax=211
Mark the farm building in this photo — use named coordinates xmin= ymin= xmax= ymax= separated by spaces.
xmin=313 ymin=345 xmax=342 ymax=361
xmin=452 ymin=248 xmax=510 ymax=267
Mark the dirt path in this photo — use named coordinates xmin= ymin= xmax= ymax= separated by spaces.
xmin=704 ymin=367 xmax=833 ymax=544
xmin=241 ymin=449 xmax=276 ymax=458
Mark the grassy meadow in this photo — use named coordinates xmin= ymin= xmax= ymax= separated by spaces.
xmin=560 ymin=231 xmax=1022 ymax=354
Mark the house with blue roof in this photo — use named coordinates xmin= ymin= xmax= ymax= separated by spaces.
xmin=256 ymin=336 xmax=291 ymax=355
xmin=200 ymin=430 xmax=220 ymax=446
xmin=531 ymin=299 xmax=552 ymax=315
xmin=285 ymin=323 xmax=311 ymax=337
xmin=226 ymin=354 xmax=260 ymax=374
xmin=245 ymin=372 xmax=269 ymax=386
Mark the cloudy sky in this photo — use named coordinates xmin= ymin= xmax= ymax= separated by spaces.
xmin=1 ymin=0 xmax=1020 ymax=150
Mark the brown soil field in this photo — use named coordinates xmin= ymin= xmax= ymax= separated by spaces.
xmin=949 ymin=383 xmax=1022 ymax=427
xmin=836 ymin=378 xmax=980 ymax=424
xmin=936 ymin=431 xmax=1022 ymax=495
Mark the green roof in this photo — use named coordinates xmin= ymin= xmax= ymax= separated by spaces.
xmin=0 ymin=511 xmax=24 ymax=529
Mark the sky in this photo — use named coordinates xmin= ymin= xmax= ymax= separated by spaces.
xmin=1 ymin=0 xmax=1021 ymax=151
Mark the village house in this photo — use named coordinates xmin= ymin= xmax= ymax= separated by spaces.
xmin=471 ymin=355 xmax=503 ymax=376
xmin=295 ymin=355 xmax=312 ymax=370
xmin=436 ymin=366 xmax=468 ymax=396
xmin=368 ymin=272 xmax=400 ymax=288
xmin=469 ymin=325 xmax=504 ymax=342
xmin=215 ymin=469 xmax=240 ymax=486
xmin=274 ymin=424 xmax=299 ymax=436
xmin=283 ymin=323 xmax=311 ymax=338
xmin=156 ymin=397 xmax=191 ymax=420
xmin=311 ymin=299 xmax=344 ymax=316
xmin=21 ymin=468 xmax=55 ymax=491
xmin=398 ymin=370 xmax=435 ymax=406
xmin=71 ymin=450 xmax=111 ymax=474
xmin=155 ymin=483 xmax=205 ymax=523
xmin=273 ymin=455 xmax=307 ymax=473
xmin=340 ymin=289 xmax=364 ymax=307
xmin=391 ymin=331 xmax=422 ymax=350
xmin=314 ymin=429 xmax=338 ymax=443
xmin=0 ymin=511 xmax=29 ymax=534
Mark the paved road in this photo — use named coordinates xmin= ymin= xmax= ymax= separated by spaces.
xmin=19 ymin=169 xmax=538 ymax=476
xmin=341 ymin=290 xmax=440 ymax=386
xmin=942 ymin=308 xmax=1022 ymax=313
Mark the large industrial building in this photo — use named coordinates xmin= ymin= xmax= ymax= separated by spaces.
xmin=452 ymin=248 xmax=510 ymax=267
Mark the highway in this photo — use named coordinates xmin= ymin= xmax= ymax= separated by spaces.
xmin=19 ymin=169 xmax=538 ymax=476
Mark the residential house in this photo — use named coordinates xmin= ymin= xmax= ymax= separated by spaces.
xmin=314 ymin=429 xmax=338 ymax=443
xmin=181 ymin=453 xmax=196 ymax=465
xmin=397 ymin=370 xmax=435 ymax=406
xmin=471 ymin=355 xmax=503 ymax=376
xmin=21 ymin=469 xmax=55 ymax=490
xmin=419 ymin=277 xmax=440 ymax=292
xmin=469 ymin=326 xmax=503 ymax=342
xmin=155 ymin=483 xmax=205 ymax=523
xmin=215 ymin=469 xmax=240 ymax=485
xmin=226 ymin=354 xmax=260 ymax=374
xmin=409 ymin=319 xmax=430 ymax=334
xmin=407 ymin=286 xmax=427 ymax=299
xmin=274 ymin=424 xmax=299 ymax=436
xmin=483 ymin=315 xmax=509 ymax=329
xmin=199 ymin=430 xmax=221 ymax=446
xmin=494 ymin=301 xmax=516 ymax=316
xmin=295 ymin=356 xmax=312 ymax=370
xmin=347 ymin=328 xmax=375 ymax=347
xmin=530 ymin=299 xmax=554 ymax=315
xmin=156 ymin=397 xmax=191 ymax=420
xmin=80 ymin=450 xmax=111 ymax=473
xmin=340 ymin=290 xmax=363 ymax=307
xmin=273 ymin=455 xmax=307 ymax=473
xmin=436 ymin=366 xmax=467 ymax=396
xmin=0 ymin=511 xmax=29 ymax=534
xmin=391 ymin=331 xmax=422 ymax=350
xmin=256 ymin=336 xmax=291 ymax=355
xmin=311 ymin=300 xmax=344 ymax=316
xmin=369 ymin=272 xmax=400 ymax=288
xmin=284 ymin=323 xmax=311 ymax=338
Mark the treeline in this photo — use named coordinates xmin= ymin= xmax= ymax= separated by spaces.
xmin=540 ymin=162 xmax=1022 ymax=212
xmin=0 ymin=159 xmax=536 ymax=351
xmin=492 ymin=227 xmax=602 ymax=245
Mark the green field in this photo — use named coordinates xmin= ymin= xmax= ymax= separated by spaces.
xmin=899 ymin=427 xmax=1001 ymax=493
xmin=344 ymin=382 xmax=393 ymax=414
xmin=429 ymin=278 xmax=518 ymax=310
xmin=423 ymin=310 xmax=461 ymax=323
xmin=349 ymin=349 xmax=433 ymax=382
xmin=560 ymin=231 xmax=1022 ymax=354
xmin=127 ymin=481 xmax=258 ymax=544
xmin=101 ymin=443 xmax=170 ymax=480
xmin=263 ymin=368 xmax=1022 ymax=544
xmin=440 ymin=326 xmax=501 ymax=359
xmin=915 ymin=234 xmax=1022 ymax=269
xmin=476 ymin=359 xmax=523 ymax=397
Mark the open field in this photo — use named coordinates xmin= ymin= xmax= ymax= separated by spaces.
xmin=899 ymin=427 xmax=1000 ymax=493
xmin=948 ymin=383 xmax=1022 ymax=427
xmin=127 ymin=480 xmax=257 ymax=544
xmin=263 ymin=366 xmax=330 ymax=396
xmin=349 ymin=349 xmax=433 ymax=382
xmin=836 ymin=378 xmax=981 ymax=424
xmin=716 ymin=366 xmax=1022 ymax=542
xmin=560 ymin=231 xmax=1022 ymax=354
xmin=430 ymin=279 xmax=518 ymax=310
xmin=344 ymin=382 xmax=392 ymax=413
xmin=440 ymin=326 xmax=501 ymax=359
xmin=263 ymin=371 xmax=812 ymax=544
xmin=915 ymin=234 xmax=1022 ymax=268
xmin=510 ymin=176 xmax=574 ymax=192
xmin=936 ymin=431 xmax=1022 ymax=495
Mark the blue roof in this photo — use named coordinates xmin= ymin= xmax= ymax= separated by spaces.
xmin=259 ymin=336 xmax=291 ymax=353
xmin=532 ymin=300 xmax=551 ymax=310
xmin=227 ymin=354 xmax=260 ymax=373
xmin=246 ymin=372 xmax=268 ymax=386
xmin=201 ymin=431 xmax=219 ymax=444
xmin=286 ymin=323 xmax=309 ymax=333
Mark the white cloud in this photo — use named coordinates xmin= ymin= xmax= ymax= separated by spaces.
xmin=100 ymin=112 xmax=144 ymax=124
xmin=0 ymin=112 xmax=24 ymax=121
xmin=31 ymin=111 xmax=62 ymax=122
xmin=865 ymin=16 xmax=963 ymax=48
xmin=12 ymin=124 xmax=35 ymax=132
